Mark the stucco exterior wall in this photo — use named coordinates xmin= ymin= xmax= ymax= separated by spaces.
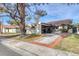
xmin=2 ymin=28 xmax=17 ymax=33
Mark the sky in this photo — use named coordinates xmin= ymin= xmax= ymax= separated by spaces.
xmin=1 ymin=3 xmax=79 ymax=25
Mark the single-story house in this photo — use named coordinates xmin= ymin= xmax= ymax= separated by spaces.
xmin=1 ymin=25 xmax=20 ymax=33
xmin=0 ymin=24 xmax=35 ymax=34
xmin=41 ymin=19 xmax=72 ymax=33
xmin=47 ymin=19 xmax=72 ymax=26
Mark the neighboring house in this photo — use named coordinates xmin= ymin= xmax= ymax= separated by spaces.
xmin=26 ymin=24 xmax=35 ymax=34
xmin=2 ymin=25 xmax=20 ymax=33
xmin=0 ymin=24 xmax=35 ymax=34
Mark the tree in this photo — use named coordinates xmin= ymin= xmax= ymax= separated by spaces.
xmin=34 ymin=9 xmax=47 ymax=34
xmin=0 ymin=3 xmax=47 ymax=36
xmin=17 ymin=3 xmax=26 ymax=36
xmin=0 ymin=3 xmax=27 ymax=36
xmin=7 ymin=19 xmax=20 ymax=25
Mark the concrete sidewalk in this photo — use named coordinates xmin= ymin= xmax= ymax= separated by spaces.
xmin=1 ymin=39 xmax=79 ymax=56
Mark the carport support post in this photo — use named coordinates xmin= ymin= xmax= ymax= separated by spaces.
xmin=36 ymin=22 xmax=41 ymax=35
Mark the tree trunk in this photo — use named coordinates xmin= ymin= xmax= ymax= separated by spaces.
xmin=17 ymin=3 xmax=26 ymax=36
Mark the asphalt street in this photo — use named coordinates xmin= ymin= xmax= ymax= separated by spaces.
xmin=0 ymin=37 xmax=21 ymax=56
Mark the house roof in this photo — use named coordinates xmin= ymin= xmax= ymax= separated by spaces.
xmin=41 ymin=23 xmax=52 ymax=26
xmin=3 ymin=25 xmax=19 ymax=29
xmin=47 ymin=19 xmax=72 ymax=26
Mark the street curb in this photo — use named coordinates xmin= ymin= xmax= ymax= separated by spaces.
xmin=1 ymin=42 xmax=35 ymax=56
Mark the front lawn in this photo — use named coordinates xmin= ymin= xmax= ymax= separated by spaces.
xmin=1 ymin=33 xmax=45 ymax=42
xmin=0 ymin=33 xmax=20 ymax=38
xmin=54 ymin=34 xmax=79 ymax=54
xmin=0 ymin=33 xmax=20 ymax=36
xmin=16 ymin=34 xmax=45 ymax=42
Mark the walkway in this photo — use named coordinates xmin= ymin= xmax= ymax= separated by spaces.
xmin=31 ymin=33 xmax=68 ymax=48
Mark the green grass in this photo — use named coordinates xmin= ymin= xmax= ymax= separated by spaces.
xmin=0 ymin=33 xmax=21 ymax=39
xmin=1 ymin=33 xmax=45 ymax=42
xmin=16 ymin=34 xmax=45 ymax=42
xmin=54 ymin=34 xmax=79 ymax=54
xmin=0 ymin=33 xmax=20 ymax=36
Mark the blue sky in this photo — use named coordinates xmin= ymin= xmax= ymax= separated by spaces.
xmin=1 ymin=3 xmax=79 ymax=25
